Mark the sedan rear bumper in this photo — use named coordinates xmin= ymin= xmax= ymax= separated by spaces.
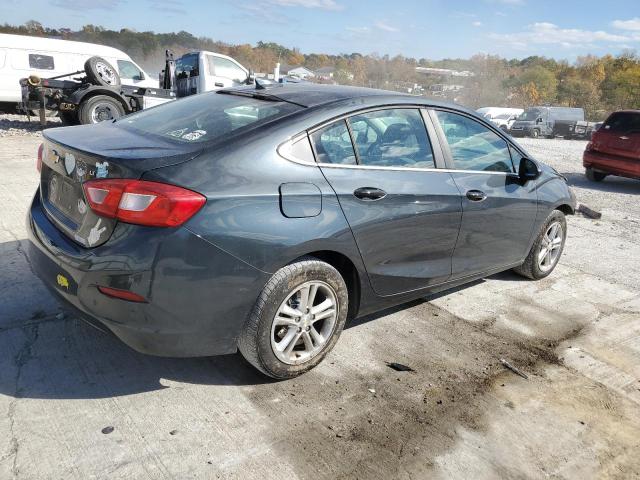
xmin=583 ymin=150 xmax=640 ymax=180
xmin=26 ymin=191 xmax=270 ymax=357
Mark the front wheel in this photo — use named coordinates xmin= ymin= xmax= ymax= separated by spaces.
xmin=513 ymin=210 xmax=567 ymax=280
xmin=238 ymin=258 xmax=349 ymax=379
xmin=531 ymin=129 xmax=540 ymax=138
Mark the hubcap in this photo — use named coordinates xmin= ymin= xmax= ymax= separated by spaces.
xmin=95 ymin=61 xmax=117 ymax=85
xmin=91 ymin=103 xmax=118 ymax=123
xmin=538 ymin=221 xmax=563 ymax=272
xmin=270 ymin=281 xmax=338 ymax=365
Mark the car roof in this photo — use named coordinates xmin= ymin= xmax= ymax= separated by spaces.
xmin=224 ymin=83 xmax=464 ymax=111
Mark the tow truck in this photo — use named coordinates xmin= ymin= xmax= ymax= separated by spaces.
xmin=21 ymin=50 xmax=254 ymax=126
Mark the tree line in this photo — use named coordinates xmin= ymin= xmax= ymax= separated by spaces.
xmin=3 ymin=21 xmax=640 ymax=119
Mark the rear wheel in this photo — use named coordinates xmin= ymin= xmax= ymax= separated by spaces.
xmin=585 ymin=167 xmax=606 ymax=182
xmin=78 ymin=95 xmax=125 ymax=124
xmin=513 ymin=210 xmax=567 ymax=280
xmin=238 ymin=258 xmax=349 ymax=379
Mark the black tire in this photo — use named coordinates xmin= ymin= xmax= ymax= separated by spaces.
xmin=513 ymin=210 xmax=567 ymax=280
xmin=585 ymin=167 xmax=606 ymax=182
xmin=78 ymin=95 xmax=125 ymax=124
xmin=238 ymin=258 xmax=349 ymax=379
xmin=531 ymin=129 xmax=540 ymax=138
xmin=59 ymin=111 xmax=79 ymax=126
xmin=84 ymin=56 xmax=121 ymax=87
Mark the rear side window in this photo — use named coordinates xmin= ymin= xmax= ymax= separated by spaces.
xmin=603 ymin=112 xmax=640 ymax=133
xmin=29 ymin=53 xmax=54 ymax=70
xmin=176 ymin=53 xmax=199 ymax=78
xmin=119 ymin=91 xmax=302 ymax=144
xmin=348 ymin=109 xmax=435 ymax=168
xmin=436 ymin=111 xmax=514 ymax=173
xmin=310 ymin=121 xmax=357 ymax=165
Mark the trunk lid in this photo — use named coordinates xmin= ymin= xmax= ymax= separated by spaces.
xmin=40 ymin=123 xmax=201 ymax=247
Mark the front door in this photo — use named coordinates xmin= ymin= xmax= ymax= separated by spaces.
xmin=310 ymin=108 xmax=462 ymax=296
xmin=430 ymin=109 xmax=538 ymax=277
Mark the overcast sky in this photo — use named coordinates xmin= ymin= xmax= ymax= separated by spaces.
xmin=2 ymin=0 xmax=640 ymax=60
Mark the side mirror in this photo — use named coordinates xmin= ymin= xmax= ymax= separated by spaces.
xmin=536 ymin=117 xmax=543 ymax=124
xmin=519 ymin=157 xmax=541 ymax=182
xmin=138 ymin=72 xmax=145 ymax=80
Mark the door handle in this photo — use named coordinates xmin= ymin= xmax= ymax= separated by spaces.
xmin=354 ymin=187 xmax=387 ymax=201
xmin=466 ymin=190 xmax=487 ymax=202
xmin=215 ymin=82 xmax=224 ymax=87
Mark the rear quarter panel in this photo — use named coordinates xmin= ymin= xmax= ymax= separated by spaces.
xmin=143 ymin=120 xmax=368 ymax=277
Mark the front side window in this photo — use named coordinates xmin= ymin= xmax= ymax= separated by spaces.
xmin=117 ymin=60 xmax=142 ymax=80
xmin=209 ymin=56 xmax=247 ymax=82
xmin=310 ymin=121 xmax=356 ymax=165
xmin=28 ymin=53 xmax=54 ymax=70
xmin=348 ymin=109 xmax=435 ymax=168
xmin=436 ymin=111 xmax=514 ymax=173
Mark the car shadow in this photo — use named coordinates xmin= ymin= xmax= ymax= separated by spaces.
xmin=0 ymin=233 xmax=527 ymax=401
xmin=562 ymin=172 xmax=639 ymax=195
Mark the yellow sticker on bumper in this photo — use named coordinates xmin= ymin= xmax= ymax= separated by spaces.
xmin=56 ymin=274 xmax=70 ymax=290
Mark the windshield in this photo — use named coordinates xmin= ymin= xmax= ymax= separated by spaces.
xmin=518 ymin=110 xmax=541 ymax=121
xmin=495 ymin=113 xmax=513 ymax=120
xmin=117 ymin=91 xmax=303 ymax=143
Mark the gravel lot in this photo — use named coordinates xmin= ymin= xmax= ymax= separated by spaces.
xmin=0 ymin=115 xmax=639 ymax=480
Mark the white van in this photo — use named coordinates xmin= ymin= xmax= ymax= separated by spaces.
xmin=0 ymin=33 xmax=157 ymax=103
xmin=476 ymin=107 xmax=524 ymax=132
xmin=174 ymin=51 xmax=249 ymax=98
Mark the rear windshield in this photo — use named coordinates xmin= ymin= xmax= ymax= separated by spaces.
xmin=117 ymin=91 xmax=302 ymax=144
xmin=603 ymin=112 xmax=640 ymax=133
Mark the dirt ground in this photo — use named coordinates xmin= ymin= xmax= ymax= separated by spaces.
xmin=0 ymin=119 xmax=639 ymax=479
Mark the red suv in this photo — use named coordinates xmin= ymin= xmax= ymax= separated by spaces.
xmin=584 ymin=110 xmax=640 ymax=182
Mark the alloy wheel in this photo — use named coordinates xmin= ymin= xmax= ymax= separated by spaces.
xmin=270 ymin=281 xmax=338 ymax=365
xmin=538 ymin=221 xmax=563 ymax=272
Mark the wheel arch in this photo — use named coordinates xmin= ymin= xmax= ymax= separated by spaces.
xmin=555 ymin=203 xmax=575 ymax=215
xmin=71 ymin=87 xmax=131 ymax=113
xmin=290 ymin=250 xmax=361 ymax=321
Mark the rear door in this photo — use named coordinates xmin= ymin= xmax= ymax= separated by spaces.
xmin=430 ymin=109 xmax=538 ymax=277
xmin=310 ymin=107 xmax=462 ymax=296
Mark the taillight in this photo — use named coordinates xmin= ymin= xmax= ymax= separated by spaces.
xmin=82 ymin=179 xmax=206 ymax=227
xmin=37 ymin=143 xmax=43 ymax=172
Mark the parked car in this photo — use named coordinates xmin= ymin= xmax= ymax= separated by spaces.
xmin=26 ymin=84 xmax=576 ymax=378
xmin=476 ymin=107 xmax=523 ymax=132
xmin=510 ymin=106 xmax=584 ymax=138
xmin=583 ymin=110 xmax=640 ymax=182
xmin=0 ymin=33 xmax=156 ymax=104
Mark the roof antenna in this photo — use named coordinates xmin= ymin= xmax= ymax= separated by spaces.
xmin=255 ymin=77 xmax=267 ymax=90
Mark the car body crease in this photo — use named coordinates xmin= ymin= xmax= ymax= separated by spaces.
xmin=183 ymin=226 xmax=273 ymax=275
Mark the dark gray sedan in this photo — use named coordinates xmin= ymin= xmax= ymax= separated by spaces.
xmin=27 ymin=84 xmax=576 ymax=378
